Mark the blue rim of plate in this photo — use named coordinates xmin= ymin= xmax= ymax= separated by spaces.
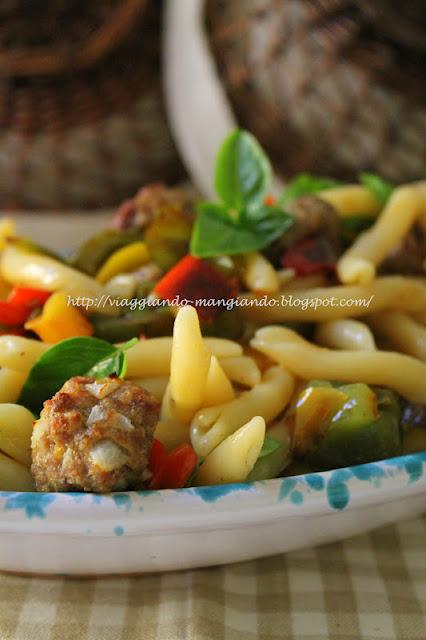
xmin=0 ymin=451 xmax=425 ymax=536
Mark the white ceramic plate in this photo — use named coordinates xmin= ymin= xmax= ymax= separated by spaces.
xmin=0 ymin=214 xmax=425 ymax=575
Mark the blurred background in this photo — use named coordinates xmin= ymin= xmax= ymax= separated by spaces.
xmin=0 ymin=0 xmax=424 ymax=210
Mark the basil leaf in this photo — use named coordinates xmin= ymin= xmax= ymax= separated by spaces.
xmin=191 ymin=202 xmax=293 ymax=258
xmin=279 ymin=173 xmax=340 ymax=206
xmin=215 ymin=129 xmax=272 ymax=210
xmin=258 ymin=436 xmax=282 ymax=459
xmin=86 ymin=338 xmax=137 ymax=379
xmin=360 ymin=173 xmax=394 ymax=205
xmin=19 ymin=337 xmax=136 ymax=415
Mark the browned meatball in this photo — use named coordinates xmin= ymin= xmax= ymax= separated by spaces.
xmin=283 ymin=196 xmax=341 ymax=248
xmin=31 ymin=376 xmax=160 ymax=493
xmin=381 ymin=222 xmax=426 ymax=275
xmin=112 ymin=183 xmax=195 ymax=231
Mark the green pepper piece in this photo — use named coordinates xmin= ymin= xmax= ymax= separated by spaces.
xmin=247 ymin=422 xmax=291 ymax=481
xmin=201 ymin=309 xmax=244 ymax=341
xmin=307 ymin=384 xmax=401 ymax=469
xmin=91 ymin=308 xmax=174 ymax=343
xmin=70 ymin=230 xmax=143 ymax=276
xmin=9 ymin=237 xmax=64 ymax=262
xmin=143 ymin=205 xmax=193 ymax=271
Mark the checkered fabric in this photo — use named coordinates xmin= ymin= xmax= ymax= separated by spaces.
xmin=1 ymin=516 xmax=425 ymax=640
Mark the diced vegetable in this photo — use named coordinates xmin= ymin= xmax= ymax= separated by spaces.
xmin=148 ymin=440 xmax=198 ymax=489
xmin=0 ymin=286 xmax=51 ymax=327
xmin=247 ymin=421 xmax=291 ymax=481
xmin=402 ymin=428 xmax=426 ymax=454
xmin=91 ymin=308 xmax=174 ymax=342
xmin=306 ymin=384 xmax=401 ymax=469
xmin=155 ymin=255 xmax=238 ymax=323
xmin=144 ymin=205 xmax=193 ymax=271
xmin=96 ymin=242 xmax=150 ymax=284
xmin=25 ymin=291 xmax=93 ymax=343
xmin=70 ymin=229 xmax=143 ymax=276
xmin=282 ymin=237 xmax=336 ymax=276
xmin=292 ymin=386 xmax=348 ymax=455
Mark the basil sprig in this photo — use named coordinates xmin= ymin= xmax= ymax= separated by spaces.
xmin=19 ymin=337 xmax=137 ymax=415
xmin=190 ymin=129 xmax=294 ymax=258
xmin=360 ymin=173 xmax=394 ymax=205
xmin=279 ymin=173 xmax=340 ymax=206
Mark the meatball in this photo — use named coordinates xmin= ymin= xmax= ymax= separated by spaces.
xmin=381 ymin=222 xmax=426 ymax=275
xmin=31 ymin=376 xmax=160 ymax=493
xmin=112 ymin=183 xmax=195 ymax=231
xmin=283 ymin=196 xmax=341 ymax=248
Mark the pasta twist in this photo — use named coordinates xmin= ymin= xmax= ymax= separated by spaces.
xmin=251 ymin=326 xmax=426 ymax=403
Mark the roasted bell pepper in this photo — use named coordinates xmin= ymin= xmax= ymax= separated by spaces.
xmin=155 ymin=255 xmax=238 ymax=323
xmin=295 ymin=383 xmax=402 ymax=469
xmin=282 ymin=237 xmax=336 ymax=276
xmin=0 ymin=287 xmax=50 ymax=327
xmin=91 ymin=307 xmax=174 ymax=342
xmin=25 ymin=291 xmax=93 ymax=343
xmin=96 ymin=241 xmax=150 ymax=284
xmin=70 ymin=229 xmax=143 ymax=276
xmin=143 ymin=204 xmax=193 ymax=271
xmin=149 ymin=439 xmax=198 ymax=490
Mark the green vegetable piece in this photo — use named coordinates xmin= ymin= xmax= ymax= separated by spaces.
xmin=86 ymin=338 xmax=137 ymax=379
xmin=215 ymin=129 xmax=272 ymax=211
xmin=92 ymin=308 xmax=174 ymax=342
xmin=143 ymin=205 xmax=193 ymax=271
xmin=19 ymin=337 xmax=136 ymax=414
xmin=279 ymin=174 xmax=340 ymax=206
xmin=340 ymin=215 xmax=374 ymax=246
xmin=257 ymin=436 xmax=282 ymax=459
xmin=70 ymin=229 xmax=142 ymax=276
xmin=247 ymin=426 xmax=290 ymax=481
xmin=402 ymin=428 xmax=426 ymax=455
xmin=201 ymin=308 xmax=243 ymax=341
xmin=307 ymin=384 xmax=401 ymax=469
xmin=360 ymin=173 xmax=394 ymax=205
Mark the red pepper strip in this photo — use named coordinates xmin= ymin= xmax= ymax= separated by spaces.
xmin=7 ymin=287 xmax=51 ymax=309
xmin=160 ymin=445 xmax=198 ymax=490
xmin=148 ymin=439 xmax=168 ymax=490
xmin=0 ymin=287 xmax=51 ymax=327
xmin=154 ymin=255 xmax=238 ymax=323
xmin=148 ymin=441 xmax=198 ymax=490
xmin=282 ymin=237 xmax=336 ymax=277
xmin=0 ymin=301 xmax=30 ymax=326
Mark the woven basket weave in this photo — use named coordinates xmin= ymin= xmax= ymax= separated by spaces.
xmin=0 ymin=0 xmax=183 ymax=210
xmin=206 ymin=0 xmax=426 ymax=183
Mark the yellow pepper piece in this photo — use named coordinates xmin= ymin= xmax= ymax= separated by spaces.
xmin=96 ymin=242 xmax=150 ymax=284
xmin=0 ymin=218 xmax=16 ymax=251
xmin=25 ymin=291 xmax=93 ymax=343
xmin=293 ymin=386 xmax=348 ymax=455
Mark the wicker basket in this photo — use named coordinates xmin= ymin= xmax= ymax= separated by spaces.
xmin=0 ymin=0 xmax=183 ymax=210
xmin=205 ymin=0 xmax=426 ymax=183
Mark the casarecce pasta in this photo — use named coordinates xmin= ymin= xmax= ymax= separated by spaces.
xmin=0 ymin=128 xmax=424 ymax=493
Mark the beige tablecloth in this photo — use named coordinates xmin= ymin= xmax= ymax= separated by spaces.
xmin=0 ymin=516 xmax=425 ymax=640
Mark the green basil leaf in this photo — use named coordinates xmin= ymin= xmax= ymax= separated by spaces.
xmin=258 ymin=436 xmax=282 ymax=459
xmin=191 ymin=203 xmax=293 ymax=257
xmin=86 ymin=338 xmax=137 ymax=379
xmin=214 ymin=129 xmax=272 ymax=210
xmin=360 ymin=173 xmax=394 ymax=205
xmin=19 ymin=336 xmax=136 ymax=415
xmin=279 ymin=174 xmax=340 ymax=206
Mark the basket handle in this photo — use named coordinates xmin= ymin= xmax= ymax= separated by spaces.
xmin=0 ymin=0 xmax=147 ymax=76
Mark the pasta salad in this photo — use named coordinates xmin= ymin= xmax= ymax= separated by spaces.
xmin=0 ymin=129 xmax=424 ymax=493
